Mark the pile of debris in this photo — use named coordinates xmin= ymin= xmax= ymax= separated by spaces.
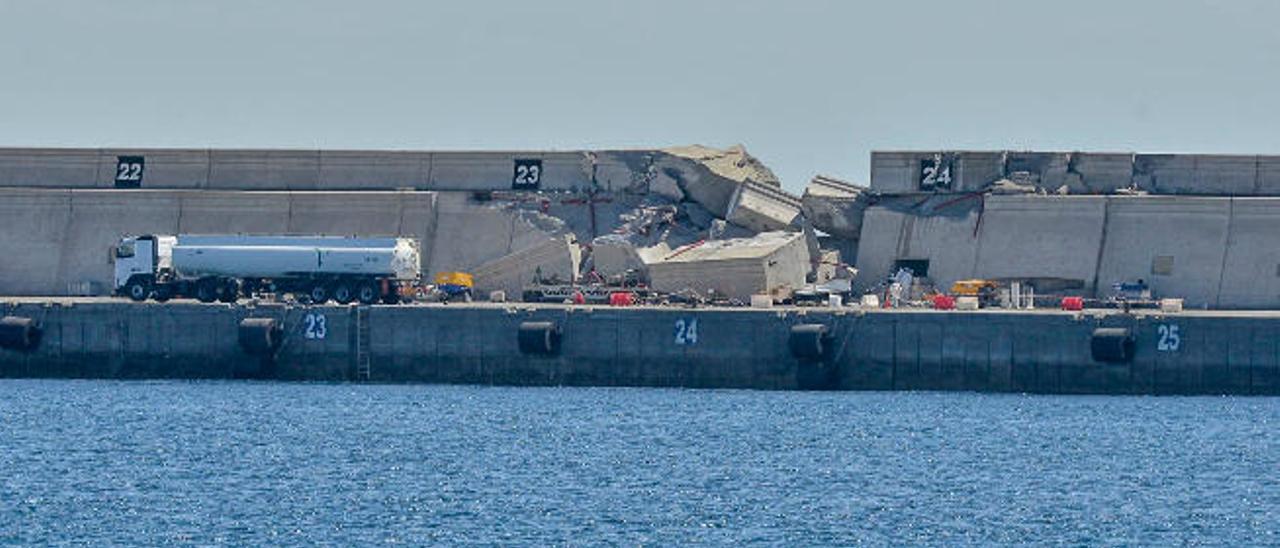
xmin=426 ymin=144 xmax=867 ymax=304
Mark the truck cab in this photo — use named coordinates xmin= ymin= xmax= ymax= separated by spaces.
xmin=113 ymin=236 xmax=157 ymax=300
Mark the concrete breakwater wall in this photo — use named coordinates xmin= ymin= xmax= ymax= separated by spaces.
xmin=856 ymin=195 xmax=1280 ymax=309
xmin=0 ymin=188 xmax=584 ymax=298
xmin=1 ymin=300 xmax=1275 ymax=395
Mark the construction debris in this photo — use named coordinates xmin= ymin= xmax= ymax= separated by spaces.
xmin=801 ymin=175 xmax=870 ymax=241
xmin=471 ymin=234 xmax=581 ymax=296
xmin=646 ymin=231 xmax=810 ymax=303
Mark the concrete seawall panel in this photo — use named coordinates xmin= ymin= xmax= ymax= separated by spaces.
xmin=1 ymin=301 xmax=1276 ymax=395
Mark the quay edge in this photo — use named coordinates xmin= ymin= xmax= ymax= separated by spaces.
xmin=0 ymin=299 xmax=1275 ymax=395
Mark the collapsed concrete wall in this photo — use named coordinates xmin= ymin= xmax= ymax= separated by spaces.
xmin=471 ymin=235 xmax=581 ymax=296
xmin=801 ymin=175 xmax=869 ymax=241
xmin=424 ymin=192 xmax=571 ymax=278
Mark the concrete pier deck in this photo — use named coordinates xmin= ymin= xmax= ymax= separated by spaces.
xmin=1 ymin=298 xmax=1276 ymax=395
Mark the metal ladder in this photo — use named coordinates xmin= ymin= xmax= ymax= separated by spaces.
xmin=354 ymin=306 xmax=372 ymax=381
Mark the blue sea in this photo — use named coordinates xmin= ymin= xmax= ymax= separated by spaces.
xmin=0 ymin=380 xmax=1275 ymax=545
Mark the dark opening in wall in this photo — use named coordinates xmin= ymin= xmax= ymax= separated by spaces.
xmin=894 ymin=259 xmax=930 ymax=277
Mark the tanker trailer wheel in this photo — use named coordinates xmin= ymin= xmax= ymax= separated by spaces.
xmin=152 ymin=284 xmax=173 ymax=303
xmin=124 ymin=278 xmax=152 ymax=302
xmin=218 ymin=279 xmax=240 ymax=303
xmin=195 ymin=278 xmax=219 ymax=303
xmin=356 ymin=281 xmax=380 ymax=305
xmin=308 ymin=283 xmax=330 ymax=304
xmin=333 ymin=282 xmax=355 ymax=305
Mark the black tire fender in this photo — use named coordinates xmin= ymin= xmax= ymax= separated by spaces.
xmin=238 ymin=318 xmax=282 ymax=356
xmin=518 ymin=321 xmax=561 ymax=355
xmin=0 ymin=316 xmax=41 ymax=352
xmin=1091 ymin=327 xmax=1135 ymax=363
xmin=789 ymin=324 xmax=831 ymax=360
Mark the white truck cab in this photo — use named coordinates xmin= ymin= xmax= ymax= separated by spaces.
xmin=113 ymin=236 xmax=159 ymax=300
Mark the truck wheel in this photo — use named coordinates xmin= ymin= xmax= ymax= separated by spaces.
xmin=381 ymin=292 xmax=401 ymax=305
xmin=218 ymin=280 xmax=239 ymax=303
xmin=309 ymin=284 xmax=329 ymax=304
xmin=333 ymin=282 xmax=354 ymax=305
xmin=125 ymin=279 xmax=151 ymax=302
xmin=195 ymin=279 xmax=219 ymax=303
xmin=152 ymin=284 xmax=173 ymax=303
xmin=356 ymin=281 xmax=379 ymax=305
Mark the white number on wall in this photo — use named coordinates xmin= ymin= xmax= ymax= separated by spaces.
xmin=674 ymin=318 xmax=698 ymax=346
xmin=920 ymin=153 xmax=952 ymax=190
xmin=304 ymin=313 xmax=328 ymax=340
xmin=512 ymin=159 xmax=543 ymax=189
xmin=114 ymin=156 xmax=145 ymax=187
xmin=1157 ymin=324 xmax=1181 ymax=352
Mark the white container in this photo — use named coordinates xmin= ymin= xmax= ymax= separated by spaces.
xmin=860 ymin=294 xmax=880 ymax=308
xmin=827 ymin=294 xmax=843 ymax=308
xmin=750 ymin=294 xmax=773 ymax=308
xmin=1160 ymin=298 xmax=1184 ymax=313
xmin=489 ymin=290 xmax=507 ymax=303
xmin=956 ymin=296 xmax=980 ymax=310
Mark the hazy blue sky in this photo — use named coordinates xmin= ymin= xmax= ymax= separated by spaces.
xmin=2 ymin=1 xmax=1277 ymax=191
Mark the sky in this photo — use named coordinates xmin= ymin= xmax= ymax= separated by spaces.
xmin=1 ymin=0 xmax=1277 ymax=192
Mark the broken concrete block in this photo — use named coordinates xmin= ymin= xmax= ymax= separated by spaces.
xmin=471 ymin=234 xmax=581 ymax=296
xmin=657 ymin=144 xmax=782 ymax=218
xmin=1070 ymin=152 xmax=1134 ymax=193
xmin=646 ymin=231 xmax=809 ymax=302
xmin=1006 ymin=152 xmax=1071 ymax=190
xmin=800 ymin=174 xmax=869 ymax=241
xmin=725 ymin=180 xmax=803 ymax=233
xmin=591 ymin=234 xmax=647 ymax=279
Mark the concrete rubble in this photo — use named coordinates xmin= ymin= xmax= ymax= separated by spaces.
xmin=646 ymin=231 xmax=811 ymax=302
xmin=470 ymin=234 xmax=581 ymax=296
xmin=461 ymin=144 xmax=819 ymax=299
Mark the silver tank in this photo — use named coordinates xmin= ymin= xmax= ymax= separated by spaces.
xmin=168 ymin=235 xmax=420 ymax=280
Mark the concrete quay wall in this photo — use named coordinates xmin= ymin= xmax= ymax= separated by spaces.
xmin=0 ymin=301 xmax=1275 ymax=395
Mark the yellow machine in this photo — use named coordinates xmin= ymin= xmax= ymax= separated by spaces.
xmin=950 ymin=279 xmax=999 ymax=307
xmin=434 ymin=271 xmax=474 ymax=288
xmin=434 ymin=272 xmax=474 ymax=302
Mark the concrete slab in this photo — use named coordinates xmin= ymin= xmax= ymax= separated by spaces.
xmin=95 ymin=148 xmax=210 ymax=189
xmin=318 ymin=150 xmax=428 ymax=189
xmin=1095 ymin=196 xmax=1232 ymax=307
xmin=0 ymin=148 xmax=100 ymax=188
xmin=208 ymin=149 xmax=321 ymax=190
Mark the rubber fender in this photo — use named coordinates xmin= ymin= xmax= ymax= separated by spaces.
xmin=238 ymin=318 xmax=282 ymax=356
xmin=0 ymin=316 xmax=41 ymax=352
xmin=789 ymin=324 xmax=831 ymax=361
xmin=518 ymin=321 xmax=561 ymax=355
xmin=1091 ymin=327 xmax=1135 ymax=363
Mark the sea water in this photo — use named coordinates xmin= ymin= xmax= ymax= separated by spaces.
xmin=0 ymin=380 xmax=1275 ymax=545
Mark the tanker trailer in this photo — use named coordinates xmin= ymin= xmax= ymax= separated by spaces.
xmin=113 ymin=234 xmax=421 ymax=304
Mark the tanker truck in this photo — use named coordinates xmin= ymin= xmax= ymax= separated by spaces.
xmin=112 ymin=234 xmax=421 ymax=304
